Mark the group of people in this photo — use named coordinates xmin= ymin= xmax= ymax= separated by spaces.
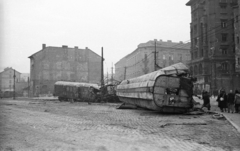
xmin=216 ymin=89 xmax=240 ymax=113
xmin=200 ymin=89 xmax=240 ymax=113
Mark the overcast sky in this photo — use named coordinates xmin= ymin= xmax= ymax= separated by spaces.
xmin=0 ymin=0 xmax=191 ymax=73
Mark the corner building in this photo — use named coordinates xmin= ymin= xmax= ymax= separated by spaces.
xmin=234 ymin=0 xmax=240 ymax=72
xmin=186 ymin=0 xmax=240 ymax=94
xmin=115 ymin=39 xmax=191 ymax=81
xmin=29 ymin=44 xmax=101 ymax=96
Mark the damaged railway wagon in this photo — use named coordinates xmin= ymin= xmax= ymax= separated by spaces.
xmin=54 ymin=81 xmax=100 ymax=102
xmin=116 ymin=63 xmax=195 ymax=113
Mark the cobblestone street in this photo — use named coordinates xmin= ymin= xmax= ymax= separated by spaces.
xmin=0 ymin=99 xmax=240 ymax=151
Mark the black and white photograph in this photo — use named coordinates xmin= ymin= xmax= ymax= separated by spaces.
xmin=0 ymin=0 xmax=240 ymax=150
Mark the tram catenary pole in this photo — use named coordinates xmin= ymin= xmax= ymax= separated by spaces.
xmin=154 ymin=39 xmax=157 ymax=71
xmin=101 ymin=47 xmax=104 ymax=102
xmin=111 ymin=63 xmax=113 ymax=84
xmin=28 ymin=77 xmax=30 ymax=98
xmin=13 ymin=69 xmax=16 ymax=100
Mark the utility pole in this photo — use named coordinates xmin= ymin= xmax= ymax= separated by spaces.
xmin=13 ymin=69 xmax=16 ymax=100
xmin=28 ymin=77 xmax=30 ymax=98
xmin=111 ymin=63 xmax=113 ymax=84
xmin=101 ymin=47 xmax=104 ymax=87
xmin=101 ymin=47 xmax=104 ymax=102
xmin=124 ymin=66 xmax=127 ymax=80
xmin=106 ymin=69 xmax=108 ymax=85
xmin=154 ymin=39 xmax=157 ymax=71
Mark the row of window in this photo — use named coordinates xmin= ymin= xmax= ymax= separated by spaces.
xmin=190 ymin=62 xmax=234 ymax=75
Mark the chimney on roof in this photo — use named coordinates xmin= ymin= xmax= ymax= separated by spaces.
xmin=159 ymin=39 xmax=163 ymax=42
xmin=167 ymin=40 xmax=172 ymax=42
xmin=85 ymin=47 xmax=88 ymax=49
xmin=62 ymin=45 xmax=68 ymax=48
xmin=179 ymin=41 xmax=183 ymax=44
xmin=42 ymin=44 xmax=46 ymax=49
xmin=74 ymin=46 xmax=78 ymax=49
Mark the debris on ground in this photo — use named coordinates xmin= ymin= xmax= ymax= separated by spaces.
xmin=160 ymin=122 xmax=207 ymax=128
xmin=212 ymin=113 xmax=226 ymax=120
xmin=28 ymin=101 xmax=46 ymax=105
xmin=116 ymin=103 xmax=138 ymax=109
xmin=44 ymin=109 xmax=50 ymax=112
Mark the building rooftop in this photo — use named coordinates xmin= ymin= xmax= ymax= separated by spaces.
xmin=0 ymin=67 xmax=21 ymax=74
xmin=138 ymin=39 xmax=190 ymax=49
xmin=186 ymin=0 xmax=198 ymax=6
xmin=28 ymin=44 xmax=101 ymax=59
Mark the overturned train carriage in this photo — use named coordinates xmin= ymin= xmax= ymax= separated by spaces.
xmin=116 ymin=63 xmax=194 ymax=113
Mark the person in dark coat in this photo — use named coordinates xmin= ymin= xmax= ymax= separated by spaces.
xmin=201 ymin=91 xmax=211 ymax=110
xmin=235 ymin=90 xmax=240 ymax=113
xmin=216 ymin=89 xmax=228 ymax=112
xmin=227 ymin=90 xmax=235 ymax=113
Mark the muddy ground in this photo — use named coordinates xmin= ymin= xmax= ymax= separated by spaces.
xmin=0 ymin=99 xmax=240 ymax=151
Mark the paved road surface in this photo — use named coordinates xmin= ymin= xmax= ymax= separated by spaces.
xmin=0 ymin=99 xmax=240 ymax=151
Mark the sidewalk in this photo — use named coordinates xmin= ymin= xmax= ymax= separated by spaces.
xmin=194 ymin=96 xmax=240 ymax=133
xmin=220 ymin=112 xmax=240 ymax=133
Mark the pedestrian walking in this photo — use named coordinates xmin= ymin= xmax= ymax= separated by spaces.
xmin=216 ymin=89 xmax=228 ymax=112
xmin=227 ymin=90 xmax=235 ymax=113
xmin=235 ymin=90 xmax=240 ymax=113
xmin=201 ymin=90 xmax=211 ymax=110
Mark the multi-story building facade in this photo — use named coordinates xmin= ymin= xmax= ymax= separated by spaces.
xmin=0 ymin=67 xmax=21 ymax=92
xmin=186 ymin=0 xmax=240 ymax=94
xmin=115 ymin=39 xmax=191 ymax=81
xmin=29 ymin=44 xmax=102 ymax=96
xmin=234 ymin=0 xmax=240 ymax=72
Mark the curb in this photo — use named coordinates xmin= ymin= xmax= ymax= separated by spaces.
xmin=221 ymin=114 xmax=240 ymax=134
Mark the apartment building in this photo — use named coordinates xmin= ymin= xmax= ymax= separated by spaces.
xmin=115 ymin=39 xmax=191 ymax=81
xmin=0 ymin=67 xmax=21 ymax=92
xmin=29 ymin=44 xmax=102 ymax=96
xmin=186 ymin=0 xmax=240 ymax=93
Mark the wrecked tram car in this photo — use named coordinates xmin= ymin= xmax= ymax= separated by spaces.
xmin=54 ymin=81 xmax=100 ymax=102
xmin=116 ymin=63 xmax=194 ymax=113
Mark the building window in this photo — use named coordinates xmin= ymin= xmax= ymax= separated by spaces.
xmin=219 ymin=0 xmax=227 ymax=3
xmin=221 ymin=20 xmax=227 ymax=28
xmin=190 ymin=66 xmax=193 ymax=75
xmin=220 ymin=5 xmax=227 ymax=8
xmin=221 ymin=33 xmax=228 ymax=42
xmin=237 ymin=36 xmax=239 ymax=44
xmin=178 ymin=54 xmax=182 ymax=61
xmin=222 ymin=62 xmax=228 ymax=70
xmin=201 ymin=49 xmax=203 ymax=57
xmin=194 ymin=25 xmax=198 ymax=34
xmin=194 ymin=38 xmax=198 ymax=46
xmin=194 ymin=65 xmax=198 ymax=75
xmin=221 ymin=48 xmax=227 ymax=55
xmin=199 ymin=64 xmax=203 ymax=74
xmin=163 ymin=55 xmax=166 ymax=60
